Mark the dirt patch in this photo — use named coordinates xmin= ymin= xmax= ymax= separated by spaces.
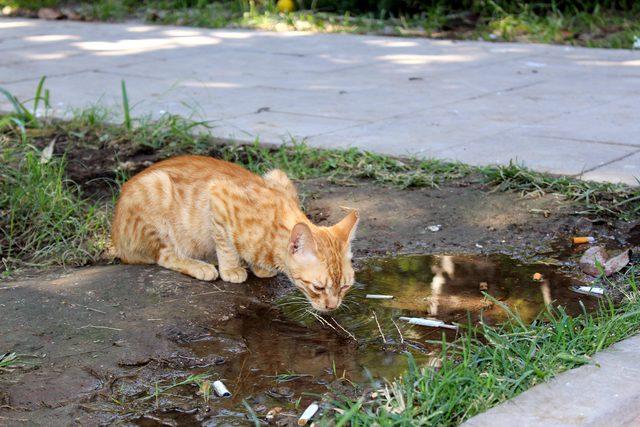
xmin=299 ymin=178 xmax=631 ymax=263
xmin=2 ymin=143 xmax=636 ymax=424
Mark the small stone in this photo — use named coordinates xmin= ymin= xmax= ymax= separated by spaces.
xmin=61 ymin=8 xmax=82 ymax=21
xmin=38 ymin=8 xmax=64 ymax=20
xmin=579 ymin=246 xmax=608 ymax=277
xmin=427 ymin=224 xmax=442 ymax=232
xmin=574 ymin=217 xmax=594 ymax=234
xmin=294 ymin=21 xmax=312 ymax=31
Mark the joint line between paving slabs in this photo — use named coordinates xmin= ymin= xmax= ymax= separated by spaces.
xmin=573 ymin=148 xmax=640 ymax=177
xmin=530 ymin=134 xmax=640 ymax=149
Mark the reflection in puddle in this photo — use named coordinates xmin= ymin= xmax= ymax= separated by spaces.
xmin=182 ymin=254 xmax=598 ymax=423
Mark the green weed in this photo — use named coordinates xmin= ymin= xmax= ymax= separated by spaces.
xmin=267 ymin=371 xmax=314 ymax=384
xmin=481 ymin=161 xmax=640 ymax=220
xmin=1 ymin=80 xmax=638 ymax=274
xmin=0 ymin=352 xmax=21 ymax=372
xmin=121 ymin=80 xmax=132 ymax=131
xmin=0 ymin=144 xmax=110 ymax=272
xmin=139 ymin=372 xmax=211 ymax=403
xmin=4 ymin=1 xmax=639 ymax=48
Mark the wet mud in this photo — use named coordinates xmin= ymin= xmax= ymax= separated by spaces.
xmin=0 ymin=177 xmax=630 ymax=426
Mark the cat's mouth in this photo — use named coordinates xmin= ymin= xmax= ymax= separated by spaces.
xmin=309 ymin=300 xmax=341 ymax=313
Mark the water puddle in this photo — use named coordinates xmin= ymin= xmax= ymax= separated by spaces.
xmin=178 ymin=254 xmax=598 ymax=423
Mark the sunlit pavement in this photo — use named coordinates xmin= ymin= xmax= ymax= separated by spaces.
xmin=1 ymin=17 xmax=639 ymax=184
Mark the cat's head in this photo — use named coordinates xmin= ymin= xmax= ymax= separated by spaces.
xmin=286 ymin=210 xmax=359 ymax=312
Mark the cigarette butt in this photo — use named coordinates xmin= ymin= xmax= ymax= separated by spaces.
xmin=399 ymin=317 xmax=458 ymax=330
xmin=298 ymin=402 xmax=319 ymax=426
xmin=213 ymin=380 xmax=231 ymax=397
xmin=266 ymin=407 xmax=283 ymax=421
xmin=572 ymin=285 xmax=604 ymax=296
xmin=572 ymin=236 xmax=595 ymax=245
xmin=532 ymin=272 xmax=543 ymax=281
xmin=366 ymin=294 xmax=394 ymax=299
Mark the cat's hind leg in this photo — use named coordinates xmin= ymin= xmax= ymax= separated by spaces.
xmin=157 ymin=246 xmax=218 ymax=281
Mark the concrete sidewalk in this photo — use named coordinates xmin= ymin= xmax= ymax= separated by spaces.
xmin=1 ymin=18 xmax=639 ymax=184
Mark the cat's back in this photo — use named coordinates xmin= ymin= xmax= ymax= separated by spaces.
xmin=124 ymin=155 xmax=261 ymax=189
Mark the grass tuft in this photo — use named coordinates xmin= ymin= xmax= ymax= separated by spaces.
xmin=0 ymin=352 xmax=22 ymax=372
xmin=482 ymin=161 xmax=640 ymax=220
xmin=0 ymin=143 xmax=110 ymax=272
xmin=1 ymin=81 xmax=638 ymax=273
xmin=5 ymin=1 xmax=638 ymax=49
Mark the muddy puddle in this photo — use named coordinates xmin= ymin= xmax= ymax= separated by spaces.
xmin=141 ymin=254 xmax=600 ymax=425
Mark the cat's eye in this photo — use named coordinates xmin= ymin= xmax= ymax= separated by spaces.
xmin=312 ymin=284 xmax=325 ymax=292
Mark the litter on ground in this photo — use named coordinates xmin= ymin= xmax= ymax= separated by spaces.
xmin=399 ymin=317 xmax=458 ymax=330
xmin=213 ymin=380 xmax=231 ymax=397
xmin=366 ymin=294 xmax=394 ymax=299
xmin=571 ymin=285 xmax=605 ymax=297
xmin=298 ymin=402 xmax=319 ymax=426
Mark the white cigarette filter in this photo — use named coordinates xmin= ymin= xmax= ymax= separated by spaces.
xmin=213 ymin=380 xmax=231 ymax=397
xmin=298 ymin=402 xmax=319 ymax=426
xmin=577 ymin=286 xmax=604 ymax=295
xmin=399 ymin=317 xmax=458 ymax=330
xmin=366 ymin=294 xmax=394 ymax=299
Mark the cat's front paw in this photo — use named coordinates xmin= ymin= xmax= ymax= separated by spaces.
xmin=251 ymin=266 xmax=277 ymax=278
xmin=189 ymin=263 xmax=219 ymax=281
xmin=220 ymin=266 xmax=248 ymax=283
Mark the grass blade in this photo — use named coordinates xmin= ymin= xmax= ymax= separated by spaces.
xmin=121 ymin=80 xmax=131 ymax=131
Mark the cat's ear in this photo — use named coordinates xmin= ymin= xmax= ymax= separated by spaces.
xmin=332 ymin=210 xmax=359 ymax=244
xmin=289 ymin=223 xmax=318 ymax=262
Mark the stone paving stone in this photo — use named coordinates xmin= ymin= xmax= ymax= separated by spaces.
xmin=1 ymin=17 xmax=639 ymax=184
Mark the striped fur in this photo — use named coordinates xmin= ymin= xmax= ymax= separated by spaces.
xmin=111 ymin=155 xmax=358 ymax=311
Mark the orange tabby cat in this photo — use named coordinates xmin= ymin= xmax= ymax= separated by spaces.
xmin=111 ymin=155 xmax=358 ymax=311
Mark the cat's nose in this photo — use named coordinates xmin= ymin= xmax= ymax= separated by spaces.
xmin=325 ymin=299 xmax=339 ymax=310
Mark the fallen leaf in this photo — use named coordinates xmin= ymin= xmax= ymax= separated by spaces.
xmin=579 ymin=246 xmax=630 ymax=277
xmin=579 ymin=246 xmax=608 ymax=276
xmin=38 ymin=7 xmax=64 ymax=20
xmin=40 ymin=138 xmax=55 ymax=164
xmin=604 ymin=249 xmax=630 ymax=276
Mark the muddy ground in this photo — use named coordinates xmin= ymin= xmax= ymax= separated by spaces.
xmin=1 ymin=171 xmax=637 ymax=426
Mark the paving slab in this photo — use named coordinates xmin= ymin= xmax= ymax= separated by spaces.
xmin=1 ymin=17 xmax=639 ymax=184
xmin=462 ymin=334 xmax=640 ymax=427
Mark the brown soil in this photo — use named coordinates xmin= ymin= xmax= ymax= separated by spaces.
xmin=1 ymin=140 xmax=635 ymax=426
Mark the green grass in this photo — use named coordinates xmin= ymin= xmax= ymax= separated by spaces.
xmin=331 ymin=277 xmax=640 ymax=425
xmin=212 ymin=141 xmax=640 ymax=220
xmin=0 ymin=144 xmax=111 ymax=272
xmin=1 ymin=83 xmax=640 ymax=425
xmin=0 ymin=352 xmax=22 ymax=372
xmin=1 ymin=80 xmax=639 ymax=274
xmin=2 ymin=0 xmax=640 ymax=49
xmin=481 ymin=162 xmax=640 ymax=221
xmin=139 ymin=372 xmax=210 ymax=403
